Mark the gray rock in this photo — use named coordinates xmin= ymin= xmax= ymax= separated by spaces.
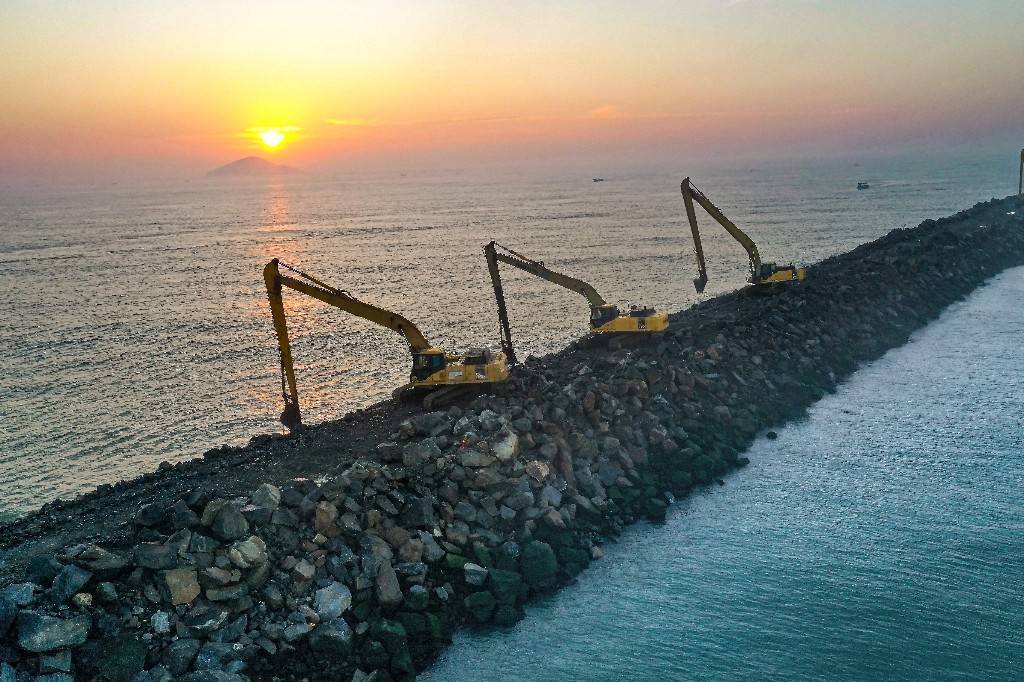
xmin=491 ymin=431 xmax=520 ymax=462
xmin=454 ymin=501 xmax=477 ymax=523
xmin=291 ymin=559 xmax=315 ymax=582
xmin=163 ymin=638 xmax=201 ymax=676
xmin=0 ymin=662 xmax=16 ymax=682
xmin=2 ymin=583 xmax=35 ymax=607
xmin=417 ymin=532 xmax=445 ymax=563
xmin=151 ymin=610 xmax=171 ymax=634
xmin=228 ymin=536 xmax=267 ymax=569
xmin=35 ymin=674 xmax=73 ymax=682
xmin=540 ymin=484 xmax=563 ymax=507
xmin=282 ymin=622 xmax=313 ymax=642
xmin=400 ymin=496 xmax=435 ymax=528
xmin=26 ymin=556 xmax=64 ymax=586
xmin=458 ymin=449 xmax=496 ymax=468
xmin=94 ymin=581 xmax=118 ymax=604
xmin=49 ymin=565 xmax=92 ymax=604
xmin=210 ymin=505 xmax=249 ymax=541
xmin=250 ymin=483 xmax=281 ymax=509
xmin=309 ymin=618 xmax=353 ymax=657
xmin=402 ymin=438 xmax=442 ymax=467
xmin=314 ymin=581 xmax=352 ymax=620
xmin=189 ymin=533 xmax=220 ymax=553
xmin=183 ymin=605 xmax=228 ymax=636
xmin=135 ymin=502 xmax=165 ymax=527
xmin=463 ymin=562 xmax=489 ymax=586
xmin=15 ymin=612 xmax=91 ymax=652
xmin=66 ymin=544 xmax=127 ymax=574
xmin=375 ymin=562 xmax=403 ymax=607
xmin=39 ymin=649 xmax=72 ymax=673
xmin=0 ymin=596 xmax=16 ymax=637
xmin=133 ymin=543 xmax=177 ymax=570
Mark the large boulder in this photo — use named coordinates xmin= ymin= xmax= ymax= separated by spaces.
xmin=520 ymin=541 xmax=558 ymax=589
xmin=16 ymin=612 xmax=91 ymax=652
xmin=462 ymin=591 xmax=496 ymax=624
xmin=209 ymin=505 xmax=249 ymax=542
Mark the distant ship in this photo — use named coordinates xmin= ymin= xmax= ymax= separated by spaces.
xmin=857 ymin=182 xmax=870 ymax=190
xmin=593 ymin=178 xmax=605 ymax=183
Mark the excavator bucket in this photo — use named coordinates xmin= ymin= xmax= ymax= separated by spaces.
xmin=280 ymin=402 xmax=302 ymax=431
xmin=693 ymin=271 xmax=708 ymax=294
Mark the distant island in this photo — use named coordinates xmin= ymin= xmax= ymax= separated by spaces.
xmin=207 ymin=156 xmax=300 ymax=177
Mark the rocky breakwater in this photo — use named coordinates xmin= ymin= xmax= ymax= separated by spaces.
xmin=0 ymin=196 xmax=1022 ymax=681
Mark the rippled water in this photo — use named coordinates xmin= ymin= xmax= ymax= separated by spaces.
xmin=0 ymin=152 xmax=1016 ymax=515
xmin=424 ymin=265 xmax=1024 ymax=681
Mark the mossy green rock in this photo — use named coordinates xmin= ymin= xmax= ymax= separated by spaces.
xmin=369 ymin=619 xmax=407 ymax=654
xmin=363 ymin=640 xmax=389 ymax=669
xmin=462 ymin=591 xmax=496 ymax=624
xmin=487 ymin=569 xmax=523 ymax=605
xmin=397 ymin=611 xmax=427 ymax=637
xmin=424 ymin=612 xmax=444 ymax=640
xmin=520 ymin=541 xmax=558 ymax=588
xmin=443 ymin=553 xmax=468 ymax=571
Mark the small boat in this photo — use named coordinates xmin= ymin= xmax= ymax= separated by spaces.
xmin=593 ymin=178 xmax=605 ymax=183
xmin=857 ymin=182 xmax=870 ymax=190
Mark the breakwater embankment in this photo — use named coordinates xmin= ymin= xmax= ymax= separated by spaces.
xmin=1 ymin=195 xmax=1022 ymax=681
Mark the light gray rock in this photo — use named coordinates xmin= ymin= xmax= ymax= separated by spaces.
xmin=15 ymin=612 xmax=91 ymax=653
xmin=250 ymin=483 xmax=281 ymax=509
xmin=314 ymin=582 xmax=352 ymax=620
xmin=375 ymin=562 xmax=403 ymax=607
xmin=2 ymin=583 xmax=35 ymax=607
xmin=228 ymin=536 xmax=268 ymax=569
xmin=463 ymin=562 xmax=488 ymax=587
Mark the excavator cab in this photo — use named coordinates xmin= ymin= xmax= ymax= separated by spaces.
xmin=589 ymin=304 xmax=621 ymax=329
xmin=411 ymin=348 xmax=447 ymax=381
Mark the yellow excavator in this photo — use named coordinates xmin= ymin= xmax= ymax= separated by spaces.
xmin=264 ymin=258 xmax=509 ymax=430
xmin=680 ymin=177 xmax=806 ymax=293
xmin=483 ymin=241 xmax=668 ymax=363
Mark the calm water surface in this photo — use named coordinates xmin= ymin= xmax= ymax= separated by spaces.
xmin=424 ymin=266 xmax=1024 ymax=681
xmin=0 ymin=152 xmax=1016 ymax=514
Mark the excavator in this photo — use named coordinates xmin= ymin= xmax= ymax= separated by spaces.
xmin=264 ymin=258 xmax=509 ymax=430
xmin=483 ymin=241 xmax=668 ymax=364
xmin=680 ymin=177 xmax=806 ymax=293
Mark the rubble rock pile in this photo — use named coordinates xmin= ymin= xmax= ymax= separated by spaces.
xmin=1 ymin=196 xmax=1022 ymax=681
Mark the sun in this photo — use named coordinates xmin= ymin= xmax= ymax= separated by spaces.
xmin=259 ymin=130 xmax=286 ymax=149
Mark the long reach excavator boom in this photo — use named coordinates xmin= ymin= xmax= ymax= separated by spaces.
xmin=264 ymin=258 xmax=508 ymax=430
xmin=483 ymin=241 xmax=668 ymax=363
xmin=680 ymin=177 xmax=806 ymax=293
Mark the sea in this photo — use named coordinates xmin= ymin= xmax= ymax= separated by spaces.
xmin=0 ymin=152 xmax=1016 ymax=517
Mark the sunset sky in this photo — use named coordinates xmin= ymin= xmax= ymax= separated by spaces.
xmin=2 ymin=0 xmax=1022 ymax=181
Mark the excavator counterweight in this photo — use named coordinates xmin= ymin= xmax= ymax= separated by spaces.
xmin=264 ymin=258 xmax=508 ymax=430
xmin=680 ymin=177 xmax=806 ymax=292
xmin=483 ymin=241 xmax=668 ymax=362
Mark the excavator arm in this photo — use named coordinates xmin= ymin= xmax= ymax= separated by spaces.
xmin=680 ymin=177 xmax=762 ymax=293
xmin=484 ymin=241 xmax=615 ymax=363
xmin=1018 ymin=148 xmax=1023 ymax=196
xmin=264 ymin=258 xmax=431 ymax=429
